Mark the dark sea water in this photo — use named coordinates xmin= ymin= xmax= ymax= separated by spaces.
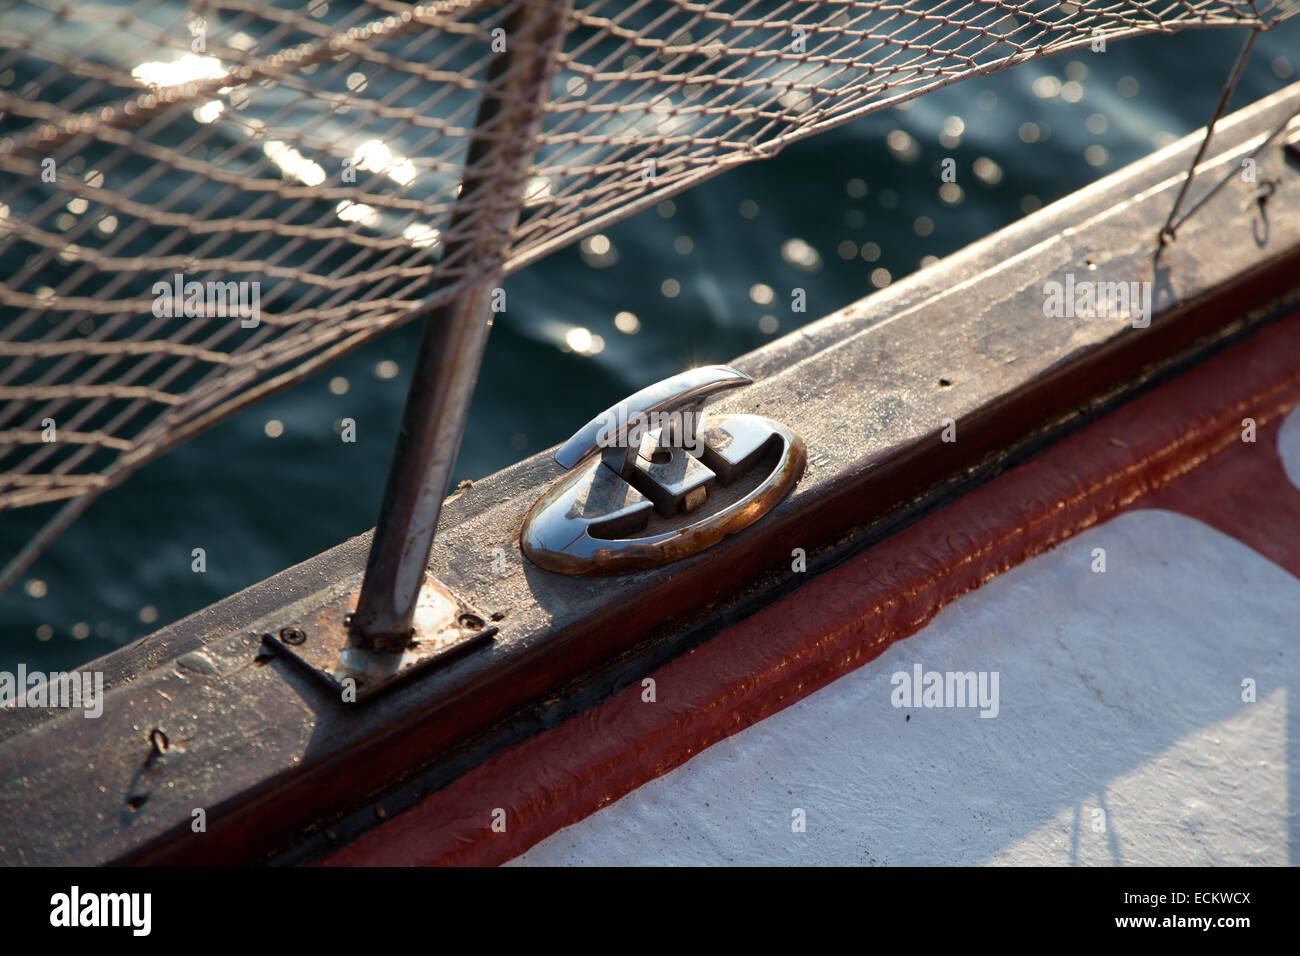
xmin=4 ymin=18 xmax=1299 ymax=673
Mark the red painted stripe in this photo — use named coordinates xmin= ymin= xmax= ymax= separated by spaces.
xmin=1142 ymin=410 xmax=1300 ymax=581
xmin=320 ymin=312 xmax=1300 ymax=867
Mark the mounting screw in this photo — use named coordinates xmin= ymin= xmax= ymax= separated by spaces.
xmin=458 ymin=613 xmax=485 ymax=631
xmin=148 ymin=728 xmax=169 ymax=757
xmin=280 ymin=626 xmax=307 ymax=645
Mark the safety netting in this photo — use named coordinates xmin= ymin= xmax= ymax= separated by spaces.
xmin=0 ymin=0 xmax=1294 ymax=586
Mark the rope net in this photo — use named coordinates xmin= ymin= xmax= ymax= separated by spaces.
xmin=0 ymin=0 xmax=1293 ymax=584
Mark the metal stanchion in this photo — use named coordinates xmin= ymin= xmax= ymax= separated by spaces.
xmin=351 ymin=0 xmax=572 ymax=648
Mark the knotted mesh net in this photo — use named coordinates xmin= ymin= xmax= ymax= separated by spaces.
xmin=0 ymin=0 xmax=1294 ymax=586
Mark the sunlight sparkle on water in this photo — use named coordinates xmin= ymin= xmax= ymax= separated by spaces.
xmin=131 ymin=54 xmax=225 ymax=88
xmin=402 ymin=223 xmax=441 ymax=249
xmin=565 ymin=327 xmax=605 ymax=355
xmin=353 ymin=140 xmax=416 ymax=186
xmin=336 ymin=201 xmax=379 ymax=228
xmin=264 ymin=141 xmax=326 ymax=187
xmin=193 ymin=100 xmax=224 ymax=124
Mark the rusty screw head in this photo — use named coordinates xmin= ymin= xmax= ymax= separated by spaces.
xmin=279 ymin=626 xmax=306 ymax=646
xmin=458 ymin=612 xmax=485 ymax=631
